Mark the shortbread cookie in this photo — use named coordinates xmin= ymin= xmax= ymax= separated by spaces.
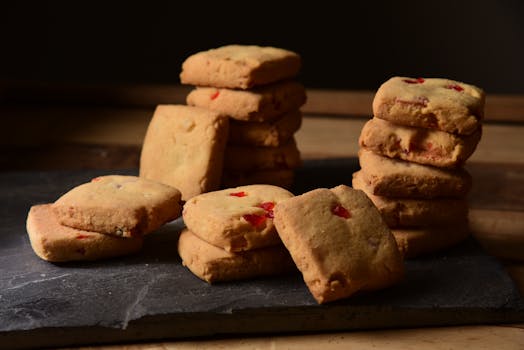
xmin=140 ymin=105 xmax=229 ymax=201
xmin=273 ymin=185 xmax=404 ymax=304
xmin=358 ymin=148 xmax=472 ymax=198
xmin=393 ymin=223 xmax=470 ymax=258
xmin=222 ymin=169 xmax=295 ymax=189
xmin=183 ymin=185 xmax=294 ymax=252
xmin=352 ymin=171 xmax=468 ymax=227
xmin=53 ymin=175 xmax=182 ymax=237
xmin=373 ymin=76 xmax=484 ymax=135
xmin=224 ymin=138 xmax=302 ymax=171
xmin=228 ymin=109 xmax=302 ymax=147
xmin=178 ymin=229 xmax=296 ymax=283
xmin=186 ymin=80 xmax=307 ymax=122
xmin=180 ymin=45 xmax=301 ymax=89
xmin=27 ymin=204 xmax=143 ymax=262
xmin=359 ymin=118 xmax=481 ymax=168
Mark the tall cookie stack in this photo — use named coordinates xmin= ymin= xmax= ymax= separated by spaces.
xmin=180 ymin=45 xmax=306 ymax=189
xmin=353 ymin=77 xmax=484 ymax=258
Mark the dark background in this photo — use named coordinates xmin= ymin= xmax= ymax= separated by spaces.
xmin=1 ymin=1 xmax=523 ymax=93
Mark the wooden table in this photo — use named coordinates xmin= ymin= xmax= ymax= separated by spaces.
xmin=2 ymin=83 xmax=523 ymax=349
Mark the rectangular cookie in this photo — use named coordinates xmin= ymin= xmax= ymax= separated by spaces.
xmin=358 ymin=148 xmax=472 ymax=198
xmin=359 ymin=117 xmax=482 ymax=168
xmin=224 ymin=138 xmax=302 ymax=172
xmin=273 ymin=185 xmax=404 ymax=304
xmin=222 ymin=169 xmax=295 ymax=189
xmin=228 ymin=109 xmax=302 ymax=147
xmin=27 ymin=204 xmax=143 ymax=262
xmin=139 ymin=105 xmax=229 ymax=201
xmin=180 ymin=45 xmax=301 ymax=89
xmin=352 ymin=171 xmax=469 ymax=228
xmin=373 ymin=76 xmax=484 ymax=135
xmin=178 ymin=229 xmax=296 ymax=283
xmin=186 ymin=80 xmax=306 ymax=122
xmin=53 ymin=175 xmax=182 ymax=237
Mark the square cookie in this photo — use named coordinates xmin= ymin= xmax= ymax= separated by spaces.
xmin=27 ymin=204 xmax=143 ymax=262
xmin=273 ymin=185 xmax=404 ymax=304
xmin=358 ymin=148 xmax=472 ymax=198
xmin=140 ymin=105 xmax=229 ymax=201
xmin=53 ymin=175 xmax=182 ymax=237
xmin=180 ymin=45 xmax=302 ymax=89
xmin=178 ymin=229 xmax=296 ymax=283
xmin=183 ymin=184 xmax=294 ymax=252
xmin=186 ymin=80 xmax=306 ymax=122
xmin=373 ymin=76 xmax=484 ymax=135
xmin=359 ymin=117 xmax=482 ymax=168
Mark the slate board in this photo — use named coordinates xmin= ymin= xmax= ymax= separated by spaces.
xmin=1 ymin=159 xmax=523 ymax=350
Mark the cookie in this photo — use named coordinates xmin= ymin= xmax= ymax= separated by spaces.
xmin=27 ymin=204 xmax=143 ymax=262
xmin=359 ymin=118 xmax=482 ymax=168
xmin=392 ymin=223 xmax=470 ymax=258
xmin=186 ymin=80 xmax=307 ymax=122
xmin=139 ymin=105 xmax=229 ymax=201
xmin=180 ymin=45 xmax=301 ymax=89
xmin=373 ymin=76 xmax=484 ymax=135
xmin=177 ymin=229 xmax=296 ymax=283
xmin=352 ymin=171 xmax=468 ymax=227
xmin=53 ymin=175 xmax=182 ymax=237
xmin=273 ymin=185 xmax=404 ymax=304
xmin=224 ymin=138 xmax=302 ymax=172
xmin=222 ymin=169 xmax=295 ymax=189
xmin=228 ymin=109 xmax=302 ymax=147
xmin=358 ymin=148 xmax=472 ymax=198
xmin=183 ymin=184 xmax=294 ymax=252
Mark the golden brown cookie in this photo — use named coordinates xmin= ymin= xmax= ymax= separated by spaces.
xmin=53 ymin=175 xmax=182 ymax=237
xmin=27 ymin=204 xmax=143 ymax=262
xmin=373 ymin=76 xmax=484 ymax=135
xmin=177 ymin=229 xmax=296 ymax=283
xmin=139 ymin=105 xmax=229 ymax=201
xmin=273 ymin=185 xmax=404 ymax=304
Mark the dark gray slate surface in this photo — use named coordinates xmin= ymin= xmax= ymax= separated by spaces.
xmin=0 ymin=159 xmax=523 ymax=349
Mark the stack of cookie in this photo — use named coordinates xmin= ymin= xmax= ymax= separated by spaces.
xmin=26 ymin=175 xmax=182 ymax=262
xmin=353 ymin=77 xmax=485 ymax=258
xmin=180 ymin=45 xmax=306 ymax=189
xmin=178 ymin=185 xmax=296 ymax=283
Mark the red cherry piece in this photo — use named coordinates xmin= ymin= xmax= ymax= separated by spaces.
xmin=258 ymin=202 xmax=275 ymax=211
xmin=446 ymin=84 xmax=464 ymax=92
xmin=332 ymin=204 xmax=351 ymax=219
xmin=243 ymin=214 xmax=267 ymax=227
xmin=230 ymin=191 xmax=247 ymax=197
xmin=76 ymin=234 xmax=90 ymax=240
xmin=210 ymin=90 xmax=220 ymax=100
xmin=403 ymin=77 xmax=425 ymax=84
xmin=426 ymin=142 xmax=433 ymax=150
xmin=91 ymin=177 xmax=101 ymax=182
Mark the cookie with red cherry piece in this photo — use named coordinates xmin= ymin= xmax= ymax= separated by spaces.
xmin=180 ymin=45 xmax=301 ymax=89
xmin=359 ymin=118 xmax=481 ymax=168
xmin=352 ymin=171 xmax=469 ymax=228
xmin=27 ymin=204 xmax=143 ymax=262
xmin=186 ymin=80 xmax=306 ymax=122
xmin=373 ymin=76 xmax=484 ymax=135
xmin=52 ymin=175 xmax=182 ymax=238
xmin=182 ymin=185 xmax=294 ymax=252
xmin=140 ymin=104 xmax=229 ymax=201
xmin=177 ymin=229 xmax=296 ymax=283
xmin=273 ymin=184 xmax=404 ymax=304
xmin=357 ymin=148 xmax=472 ymax=198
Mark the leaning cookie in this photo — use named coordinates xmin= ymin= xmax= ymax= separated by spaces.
xmin=358 ymin=148 xmax=472 ymax=198
xmin=359 ymin=118 xmax=482 ymax=168
xmin=27 ymin=204 xmax=143 ymax=262
xmin=373 ymin=76 xmax=484 ymax=135
xmin=352 ymin=171 xmax=468 ymax=227
xmin=53 ymin=175 xmax=182 ymax=237
xmin=178 ymin=229 xmax=296 ymax=283
xmin=180 ymin=45 xmax=301 ymax=89
xmin=183 ymin=185 xmax=294 ymax=252
xmin=273 ymin=185 xmax=404 ymax=304
xmin=186 ymin=80 xmax=306 ymax=122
